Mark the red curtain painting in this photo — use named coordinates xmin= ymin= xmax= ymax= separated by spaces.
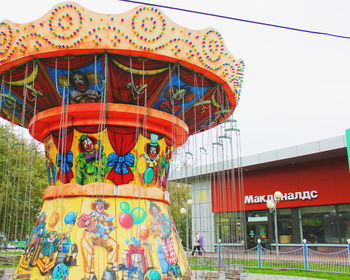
xmin=106 ymin=126 xmax=139 ymax=185
xmin=42 ymin=55 xmax=97 ymax=69
xmin=107 ymin=56 xmax=170 ymax=105
xmin=75 ymin=125 xmax=104 ymax=134
xmin=179 ymin=67 xmax=213 ymax=87
xmin=52 ymin=128 xmax=74 ymax=184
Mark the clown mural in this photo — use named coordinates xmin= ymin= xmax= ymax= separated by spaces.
xmin=149 ymin=202 xmax=181 ymax=277
xmin=17 ymin=127 xmax=189 ymax=279
xmin=36 ymin=231 xmax=62 ymax=274
xmin=142 ymin=133 xmax=161 ymax=185
xmin=69 ymin=70 xmax=102 ymax=104
xmin=24 ymin=212 xmax=48 ymax=267
xmin=78 ymin=199 xmax=119 ymax=280
xmin=76 ymin=135 xmax=109 ymax=185
xmin=158 ymin=146 xmax=172 ymax=190
xmin=39 ymin=231 xmax=60 ymax=258
xmin=18 ymin=210 xmax=79 ymax=278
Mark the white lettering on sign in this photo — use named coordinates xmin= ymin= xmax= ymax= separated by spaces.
xmin=310 ymin=190 xmax=318 ymax=198
xmin=244 ymin=195 xmax=254 ymax=204
xmin=244 ymin=190 xmax=319 ymax=204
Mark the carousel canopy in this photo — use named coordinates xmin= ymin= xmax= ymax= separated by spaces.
xmin=0 ymin=2 xmax=244 ymax=134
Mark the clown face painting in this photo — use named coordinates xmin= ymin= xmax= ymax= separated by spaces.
xmin=78 ymin=199 xmax=118 ymax=280
xmin=69 ymin=71 xmax=101 ymax=104
xmin=75 ymin=135 xmax=110 ymax=185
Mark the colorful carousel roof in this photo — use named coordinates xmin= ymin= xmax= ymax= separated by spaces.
xmin=0 ymin=2 xmax=244 ymax=134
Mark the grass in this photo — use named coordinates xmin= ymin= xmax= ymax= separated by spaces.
xmin=246 ymin=268 xmax=350 ymax=280
xmin=190 ymin=256 xmax=350 ymax=279
xmin=0 ymin=250 xmax=23 ymax=255
xmin=191 ymin=266 xmax=350 ymax=279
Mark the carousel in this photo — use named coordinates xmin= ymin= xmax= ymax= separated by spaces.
xmin=0 ymin=2 xmax=244 ymax=279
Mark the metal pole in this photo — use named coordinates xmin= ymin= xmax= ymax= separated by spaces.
xmin=347 ymin=239 xmax=350 ymax=265
xmin=303 ymin=239 xmax=308 ymax=271
xmin=257 ymin=239 xmax=262 ymax=268
xmin=217 ymin=239 xmax=222 ymax=262
xmin=186 ymin=209 xmax=189 ymax=257
xmin=274 ymin=206 xmax=279 ymax=258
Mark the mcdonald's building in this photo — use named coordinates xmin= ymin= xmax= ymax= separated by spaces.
xmin=169 ymin=133 xmax=350 ymax=251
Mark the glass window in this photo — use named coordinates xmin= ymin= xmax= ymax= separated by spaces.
xmin=301 ymin=205 xmax=336 ymax=217
xmin=337 ymin=204 xmax=350 ymax=243
xmin=277 ymin=208 xmax=293 ymax=243
xmin=338 ymin=204 xmax=350 ymax=212
xmin=300 ymin=205 xmax=338 ymax=243
xmin=247 ymin=210 xmax=268 ymax=218
xmin=247 ymin=210 xmax=268 ymax=222
xmin=277 ymin=208 xmax=292 ymax=219
xmin=215 ymin=212 xmax=243 ymax=243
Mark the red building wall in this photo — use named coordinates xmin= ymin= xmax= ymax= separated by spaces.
xmin=212 ymin=156 xmax=350 ymax=212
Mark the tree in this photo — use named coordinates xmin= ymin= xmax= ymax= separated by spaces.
xmin=168 ymin=181 xmax=192 ymax=250
xmin=0 ymin=124 xmax=47 ymax=242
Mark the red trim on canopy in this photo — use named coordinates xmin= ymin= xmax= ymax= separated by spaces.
xmin=29 ymin=103 xmax=189 ymax=147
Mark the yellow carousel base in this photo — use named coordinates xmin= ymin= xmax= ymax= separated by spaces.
xmin=16 ymin=184 xmax=190 ymax=280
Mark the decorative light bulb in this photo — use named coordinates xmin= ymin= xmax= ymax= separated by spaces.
xmin=274 ymin=191 xmax=283 ymax=200
xmin=266 ymin=200 xmax=275 ymax=210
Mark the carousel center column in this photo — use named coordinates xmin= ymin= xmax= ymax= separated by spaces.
xmin=16 ymin=102 xmax=190 ymax=280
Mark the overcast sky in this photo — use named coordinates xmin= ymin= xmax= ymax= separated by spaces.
xmin=1 ymin=0 xmax=349 ymax=156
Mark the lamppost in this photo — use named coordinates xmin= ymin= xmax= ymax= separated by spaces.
xmin=180 ymin=199 xmax=193 ymax=257
xmin=266 ymin=191 xmax=283 ymax=257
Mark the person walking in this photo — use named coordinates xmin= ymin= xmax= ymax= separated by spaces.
xmin=198 ymin=233 xmax=205 ymax=254
xmin=191 ymin=232 xmax=202 ymax=256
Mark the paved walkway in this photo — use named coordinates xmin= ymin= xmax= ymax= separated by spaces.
xmin=245 ymin=273 xmax=325 ymax=280
xmin=192 ymin=270 xmax=326 ymax=280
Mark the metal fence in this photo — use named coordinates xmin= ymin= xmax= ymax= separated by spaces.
xmin=2 ymin=243 xmax=350 ymax=278
xmin=198 ymin=241 xmax=350 ymax=275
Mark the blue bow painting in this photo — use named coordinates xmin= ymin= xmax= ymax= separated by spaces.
xmin=108 ymin=153 xmax=134 ymax=174
xmin=56 ymin=151 xmax=73 ymax=173
xmin=107 ymin=152 xmax=135 ymax=185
